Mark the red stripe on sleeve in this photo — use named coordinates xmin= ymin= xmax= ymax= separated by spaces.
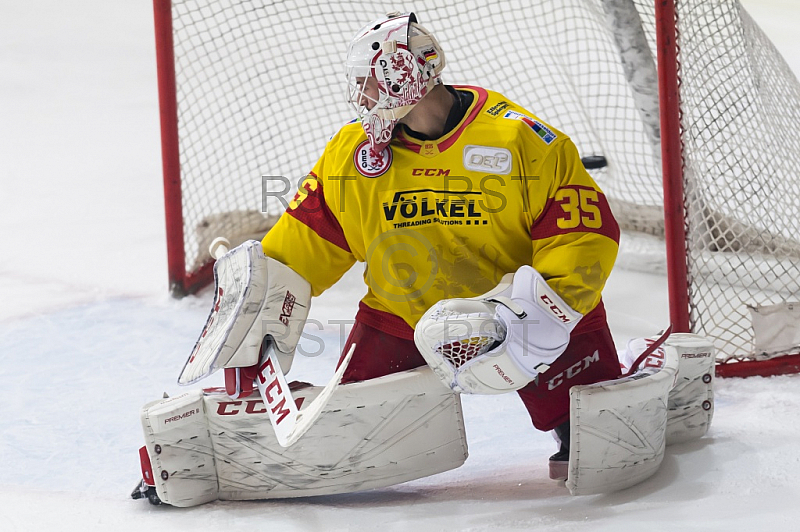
xmin=530 ymin=185 xmax=620 ymax=242
xmin=287 ymin=177 xmax=351 ymax=253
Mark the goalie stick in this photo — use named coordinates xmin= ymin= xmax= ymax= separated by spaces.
xmin=256 ymin=338 xmax=355 ymax=447
xmin=621 ymin=325 xmax=673 ymax=376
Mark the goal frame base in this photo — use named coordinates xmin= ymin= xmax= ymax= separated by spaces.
xmin=715 ymin=353 xmax=800 ymax=378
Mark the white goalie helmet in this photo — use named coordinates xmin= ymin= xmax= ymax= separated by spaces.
xmin=346 ymin=11 xmax=446 ymax=153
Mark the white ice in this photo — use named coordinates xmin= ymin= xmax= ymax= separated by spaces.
xmin=1 ymin=1 xmax=799 ymax=530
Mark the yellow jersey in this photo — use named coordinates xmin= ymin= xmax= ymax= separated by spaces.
xmin=263 ymin=86 xmax=619 ymax=338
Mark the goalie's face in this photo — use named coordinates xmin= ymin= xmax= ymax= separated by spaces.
xmin=346 ymin=63 xmax=400 ymax=152
xmin=349 ymin=76 xmax=380 ymax=113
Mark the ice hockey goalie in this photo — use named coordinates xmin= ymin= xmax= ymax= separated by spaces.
xmin=131 ymin=241 xmax=713 ymax=506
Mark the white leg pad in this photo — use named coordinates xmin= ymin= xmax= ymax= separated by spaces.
xmin=666 ymin=334 xmax=715 ymax=444
xmin=141 ymin=367 xmax=467 ymax=507
xmin=566 ymin=333 xmax=714 ymax=496
xmin=140 ymin=391 xmax=219 ymax=506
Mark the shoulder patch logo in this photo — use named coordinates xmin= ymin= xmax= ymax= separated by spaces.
xmin=484 ymin=100 xmax=510 ymax=117
xmin=503 ymin=110 xmax=558 ymax=145
xmin=463 ymin=145 xmax=512 ymax=175
xmin=354 ymin=140 xmax=393 ymax=178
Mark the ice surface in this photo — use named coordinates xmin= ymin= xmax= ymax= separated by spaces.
xmin=1 ymin=1 xmax=799 ymax=530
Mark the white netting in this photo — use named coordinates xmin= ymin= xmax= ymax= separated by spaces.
xmin=438 ymin=336 xmax=500 ymax=371
xmin=163 ymin=0 xmax=800 ymax=363
xmin=676 ymin=1 xmax=800 ymax=362
xmin=167 ymin=0 xmax=666 ymax=272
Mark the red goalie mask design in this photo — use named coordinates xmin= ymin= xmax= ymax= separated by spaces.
xmin=345 ymin=12 xmax=446 ymax=153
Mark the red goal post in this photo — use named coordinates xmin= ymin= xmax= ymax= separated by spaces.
xmin=153 ymin=0 xmax=204 ymax=294
xmin=153 ymin=0 xmax=800 ymax=377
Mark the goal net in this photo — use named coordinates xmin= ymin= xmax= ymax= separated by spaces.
xmin=153 ymin=0 xmax=800 ymax=376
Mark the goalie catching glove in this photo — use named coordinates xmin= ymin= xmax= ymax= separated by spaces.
xmin=414 ymin=265 xmax=582 ymax=394
xmin=178 ymin=240 xmax=311 ymax=385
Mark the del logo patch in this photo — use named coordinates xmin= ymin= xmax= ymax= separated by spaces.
xmin=503 ymin=110 xmax=557 ymax=145
xmin=354 ymin=140 xmax=393 ymax=177
xmin=463 ymin=145 xmax=512 ymax=175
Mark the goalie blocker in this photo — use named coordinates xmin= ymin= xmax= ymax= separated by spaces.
xmin=179 ymin=240 xmax=312 ymax=385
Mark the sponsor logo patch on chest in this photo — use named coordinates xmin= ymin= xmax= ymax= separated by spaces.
xmin=381 ymin=188 xmax=488 ymax=229
xmin=354 ymin=140 xmax=393 ymax=177
xmin=463 ymin=145 xmax=512 ymax=174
